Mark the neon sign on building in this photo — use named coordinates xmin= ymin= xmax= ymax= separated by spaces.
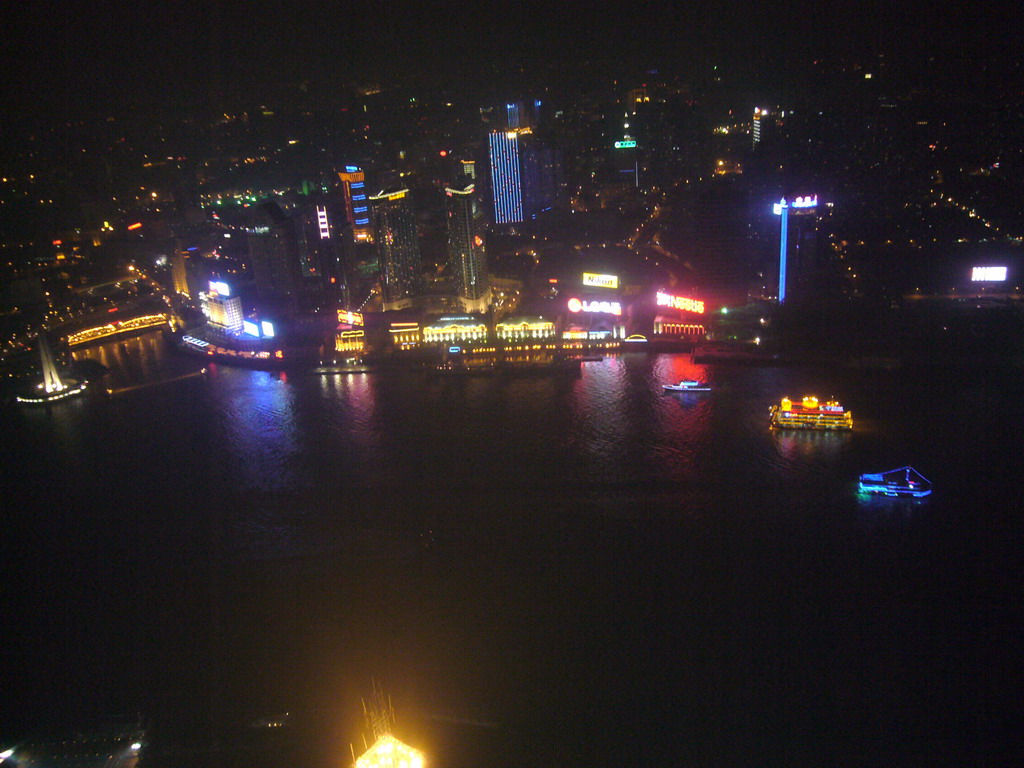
xmin=337 ymin=310 xmax=365 ymax=325
xmin=656 ymin=291 xmax=705 ymax=314
xmin=567 ymin=297 xmax=622 ymax=316
xmin=582 ymin=272 xmax=619 ymax=289
xmin=316 ymin=206 xmax=330 ymax=239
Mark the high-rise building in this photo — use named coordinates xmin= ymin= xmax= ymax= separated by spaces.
xmin=338 ymin=166 xmax=373 ymax=242
xmin=247 ymin=200 xmax=304 ymax=310
xmin=753 ymin=107 xmax=766 ymax=148
xmin=370 ymin=188 xmax=423 ymax=310
xmin=489 ymin=129 xmax=524 ymax=224
xmin=202 ymin=281 xmax=244 ymax=333
xmin=489 ymin=127 xmax=561 ymax=224
xmin=445 ymin=181 xmax=490 ymax=313
xmin=171 ymin=251 xmax=190 ymax=297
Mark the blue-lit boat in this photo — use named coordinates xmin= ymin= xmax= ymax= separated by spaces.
xmin=663 ymin=379 xmax=710 ymax=392
xmin=858 ymin=466 xmax=932 ymax=497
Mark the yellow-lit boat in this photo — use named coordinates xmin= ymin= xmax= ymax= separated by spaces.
xmin=769 ymin=395 xmax=852 ymax=430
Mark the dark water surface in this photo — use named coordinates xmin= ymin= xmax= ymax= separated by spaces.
xmin=3 ymin=332 xmax=1023 ymax=766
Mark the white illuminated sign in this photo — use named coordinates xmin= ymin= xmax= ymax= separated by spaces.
xmin=582 ymin=272 xmax=619 ymax=289
xmin=972 ymin=266 xmax=1007 ymax=282
xmin=567 ymin=297 xmax=622 ymax=316
xmin=261 ymin=321 xmax=275 ymax=338
xmin=243 ymin=320 xmax=260 ymax=337
xmin=209 ymin=281 xmax=230 ymax=296
xmin=656 ymin=291 xmax=705 ymax=314
xmin=317 ymin=206 xmax=330 ymax=239
xmin=774 ymin=195 xmax=818 ymax=215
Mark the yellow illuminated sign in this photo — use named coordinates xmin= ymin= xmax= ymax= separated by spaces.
xmin=582 ymin=273 xmax=618 ymax=289
xmin=338 ymin=310 xmax=364 ymax=325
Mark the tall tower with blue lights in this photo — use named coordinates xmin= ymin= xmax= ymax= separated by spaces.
xmin=488 ymin=129 xmax=525 ymax=224
xmin=338 ymin=166 xmax=373 ymax=242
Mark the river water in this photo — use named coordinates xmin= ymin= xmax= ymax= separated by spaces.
xmin=2 ymin=330 xmax=1022 ymax=767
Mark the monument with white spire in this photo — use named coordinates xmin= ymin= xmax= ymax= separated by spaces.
xmin=16 ymin=333 xmax=88 ymax=404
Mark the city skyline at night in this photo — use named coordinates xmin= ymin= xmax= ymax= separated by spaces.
xmin=2 ymin=4 xmax=1024 ymax=768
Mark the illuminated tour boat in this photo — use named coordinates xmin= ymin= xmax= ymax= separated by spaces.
xmin=769 ymin=395 xmax=852 ymax=430
xmin=663 ymin=379 xmax=710 ymax=392
xmin=859 ymin=466 xmax=932 ymax=497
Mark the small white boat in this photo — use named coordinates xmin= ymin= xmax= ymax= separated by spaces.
xmin=663 ymin=379 xmax=710 ymax=392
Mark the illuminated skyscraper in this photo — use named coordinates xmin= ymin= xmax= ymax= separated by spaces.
xmin=202 ymin=281 xmax=244 ymax=332
xmin=445 ymin=181 xmax=490 ymax=313
xmin=489 ymin=129 xmax=524 ymax=224
xmin=370 ymin=188 xmax=423 ymax=310
xmin=171 ymin=251 xmax=190 ymax=297
xmin=489 ymin=127 xmax=560 ymax=224
xmin=338 ymin=166 xmax=373 ymax=242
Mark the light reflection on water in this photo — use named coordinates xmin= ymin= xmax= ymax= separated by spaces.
xmin=8 ymin=331 xmax=1024 ymax=763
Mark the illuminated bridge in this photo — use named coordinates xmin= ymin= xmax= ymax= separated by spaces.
xmin=66 ymin=314 xmax=170 ymax=346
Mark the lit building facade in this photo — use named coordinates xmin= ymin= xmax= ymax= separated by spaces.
xmin=496 ymin=317 xmax=555 ymax=340
xmin=370 ymin=188 xmax=423 ymax=311
xmin=334 ymin=328 xmax=365 ymax=353
xmin=488 ymin=127 xmax=560 ymax=224
xmin=202 ymin=282 xmax=244 ymax=333
xmin=338 ymin=166 xmax=373 ymax=242
xmin=445 ymin=181 xmax=491 ymax=313
xmin=334 ymin=309 xmax=365 ymax=353
xmin=753 ymin=107 xmax=764 ymax=148
xmin=422 ymin=316 xmax=488 ymax=344
xmin=171 ymin=251 xmax=190 ymax=297
xmin=489 ymin=130 xmax=524 ymax=223
xmin=389 ymin=321 xmax=421 ymax=349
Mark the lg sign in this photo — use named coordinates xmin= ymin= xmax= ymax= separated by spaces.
xmin=567 ymin=297 xmax=622 ymax=316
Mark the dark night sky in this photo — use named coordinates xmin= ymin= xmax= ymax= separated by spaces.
xmin=1 ymin=1 xmax=1020 ymax=123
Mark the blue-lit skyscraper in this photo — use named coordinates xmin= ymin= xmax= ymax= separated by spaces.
xmin=338 ymin=167 xmax=372 ymax=242
xmin=489 ymin=130 xmax=524 ymax=224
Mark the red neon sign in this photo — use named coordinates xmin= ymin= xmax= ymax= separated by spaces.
xmin=656 ymin=291 xmax=705 ymax=314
